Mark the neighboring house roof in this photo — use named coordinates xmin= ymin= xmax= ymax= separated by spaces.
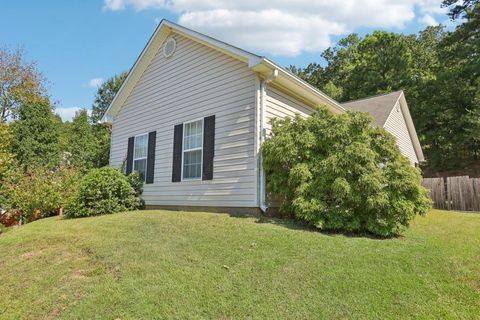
xmin=343 ymin=90 xmax=424 ymax=162
xmin=342 ymin=91 xmax=403 ymax=127
xmin=101 ymin=19 xmax=344 ymax=122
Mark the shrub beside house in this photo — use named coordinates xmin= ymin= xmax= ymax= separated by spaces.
xmin=262 ymin=108 xmax=431 ymax=236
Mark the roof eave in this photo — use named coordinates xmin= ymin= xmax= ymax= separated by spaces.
xmin=101 ymin=20 xmax=172 ymax=122
xmin=250 ymin=59 xmax=345 ymax=114
xmin=398 ymin=92 xmax=425 ymax=162
xmin=101 ymin=19 xmax=263 ymax=122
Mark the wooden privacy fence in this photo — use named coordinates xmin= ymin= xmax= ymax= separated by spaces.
xmin=422 ymin=176 xmax=480 ymax=211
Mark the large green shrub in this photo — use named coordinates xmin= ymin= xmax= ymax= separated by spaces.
xmin=65 ymin=167 xmax=143 ymax=218
xmin=2 ymin=165 xmax=79 ymax=223
xmin=262 ymin=107 xmax=432 ymax=237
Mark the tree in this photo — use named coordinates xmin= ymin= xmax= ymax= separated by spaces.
xmin=322 ymin=81 xmax=343 ymax=101
xmin=0 ymin=47 xmax=46 ymax=122
xmin=11 ymin=99 xmax=59 ymax=169
xmin=63 ymin=109 xmax=99 ymax=170
xmin=318 ymin=31 xmax=432 ymax=101
xmin=290 ymin=28 xmax=444 ymax=102
xmin=442 ymin=0 xmax=479 ymax=19
xmin=0 ymin=123 xmax=15 ymax=181
xmin=414 ymin=4 xmax=480 ymax=169
xmin=287 ymin=63 xmax=326 ymax=91
xmin=93 ymin=122 xmax=112 ymax=167
xmin=262 ymin=108 xmax=431 ymax=237
xmin=321 ymin=33 xmax=362 ymax=98
xmin=288 ymin=26 xmax=450 ymax=170
xmin=90 ymin=72 xmax=127 ymax=123
xmin=0 ymin=123 xmax=16 ymax=207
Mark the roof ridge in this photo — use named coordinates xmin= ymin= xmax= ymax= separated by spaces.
xmin=163 ymin=19 xmax=263 ymax=60
xmin=342 ymin=90 xmax=403 ymax=105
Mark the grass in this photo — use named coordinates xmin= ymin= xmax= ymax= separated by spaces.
xmin=0 ymin=210 xmax=479 ymax=319
xmin=0 ymin=224 xmax=8 ymax=235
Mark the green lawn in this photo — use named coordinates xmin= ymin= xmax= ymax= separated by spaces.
xmin=0 ymin=224 xmax=8 ymax=235
xmin=0 ymin=210 xmax=479 ymax=319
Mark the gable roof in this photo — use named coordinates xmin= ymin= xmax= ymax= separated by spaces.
xmin=342 ymin=91 xmax=403 ymax=126
xmin=343 ymin=90 xmax=424 ymax=162
xmin=100 ymin=20 xmax=423 ymax=163
xmin=101 ymin=19 xmax=344 ymax=122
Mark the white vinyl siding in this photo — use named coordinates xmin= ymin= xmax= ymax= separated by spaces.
xmin=384 ymin=102 xmax=419 ymax=165
xmin=265 ymin=85 xmax=316 ymax=137
xmin=109 ymin=32 xmax=257 ymax=207
xmin=264 ymin=85 xmax=317 ymax=207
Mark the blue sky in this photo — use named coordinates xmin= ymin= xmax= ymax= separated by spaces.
xmin=0 ymin=0 xmax=453 ymax=120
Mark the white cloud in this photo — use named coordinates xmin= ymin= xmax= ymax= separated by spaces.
xmin=103 ymin=0 xmax=127 ymax=11
xmin=55 ymin=107 xmax=91 ymax=122
xmin=88 ymin=78 xmax=104 ymax=88
xmin=419 ymin=14 xmax=439 ymax=26
xmin=179 ymin=9 xmax=345 ymax=56
xmin=103 ymin=0 xmax=447 ymax=56
xmin=416 ymin=0 xmax=448 ymax=15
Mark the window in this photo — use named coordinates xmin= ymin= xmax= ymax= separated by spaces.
xmin=182 ymin=119 xmax=203 ymax=180
xmin=133 ymin=133 xmax=148 ymax=181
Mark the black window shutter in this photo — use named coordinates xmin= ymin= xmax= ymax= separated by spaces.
xmin=145 ymin=131 xmax=156 ymax=184
xmin=126 ymin=136 xmax=135 ymax=175
xmin=202 ymin=115 xmax=215 ymax=180
xmin=172 ymin=124 xmax=183 ymax=182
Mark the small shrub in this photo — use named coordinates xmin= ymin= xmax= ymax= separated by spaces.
xmin=65 ymin=167 xmax=143 ymax=218
xmin=127 ymin=171 xmax=144 ymax=196
xmin=127 ymin=171 xmax=146 ymax=208
xmin=262 ymin=107 xmax=432 ymax=237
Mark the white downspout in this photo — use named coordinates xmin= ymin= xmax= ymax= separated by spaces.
xmin=259 ymin=69 xmax=278 ymax=213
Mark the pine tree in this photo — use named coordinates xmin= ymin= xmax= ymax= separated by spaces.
xmin=64 ymin=109 xmax=99 ymax=170
xmin=11 ymin=99 xmax=59 ymax=169
xmin=90 ymin=72 xmax=127 ymax=123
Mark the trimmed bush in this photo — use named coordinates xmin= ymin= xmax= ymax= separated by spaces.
xmin=262 ymin=107 xmax=432 ymax=237
xmin=65 ymin=167 xmax=143 ymax=218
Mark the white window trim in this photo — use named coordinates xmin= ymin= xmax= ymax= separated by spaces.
xmin=133 ymin=133 xmax=149 ymax=182
xmin=181 ymin=118 xmax=204 ymax=181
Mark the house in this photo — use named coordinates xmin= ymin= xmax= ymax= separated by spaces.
xmin=101 ymin=19 xmax=424 ymax=213
xmin=343 ymin=91 xmax=424 ymax=165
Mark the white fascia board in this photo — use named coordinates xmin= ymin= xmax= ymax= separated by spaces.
xmin=250 ymin=59 xmax=346 ymax=114
xmin=398 ymin=92 xmax=425 ymax=162
xmin=164 ymin=20 xmax=262 ymax=64
xmin=101 ymin=20 xmax=171 ymax=122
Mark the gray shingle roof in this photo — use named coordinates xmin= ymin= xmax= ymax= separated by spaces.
xmin=342 ymin=91 xmax=403 ymax=126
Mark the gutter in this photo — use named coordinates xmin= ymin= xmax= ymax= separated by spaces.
xmin=259 ymin=69 xmax=278 ymax=213
xmin=250 ymin=58 xmax=345 ymax=114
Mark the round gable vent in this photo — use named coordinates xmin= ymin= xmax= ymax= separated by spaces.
xmin=163 ymin=38 xmax=176 ymax=58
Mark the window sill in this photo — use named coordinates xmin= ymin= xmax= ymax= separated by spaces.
xmin=181 ymin=177 xmax=202 ymax=182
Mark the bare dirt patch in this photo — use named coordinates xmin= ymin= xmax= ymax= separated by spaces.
xmin=20 ymin=250 xmax=43 ymax=258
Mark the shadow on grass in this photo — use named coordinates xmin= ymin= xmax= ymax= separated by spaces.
xmin=57 ymin=208 xmax=397 ymax=240
xmin=227 ymin=211 xmax=398 ymax=240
